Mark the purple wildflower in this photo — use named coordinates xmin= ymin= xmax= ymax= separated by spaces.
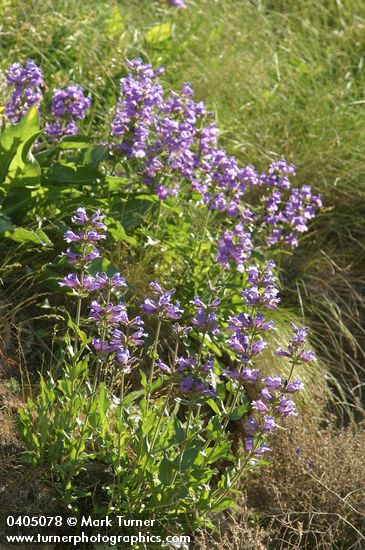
xmin=141 ymin=281 xmax=183 ymax=320
xmin=190 ymin=296 xmax=220 ymax=335
xmin=45 ymin=85 xmax=91 ymax=139
xmin=4 ymin=59 xmax=44 ymax=123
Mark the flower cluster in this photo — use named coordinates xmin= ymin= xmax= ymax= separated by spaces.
xmin=276 ymin=323 xmax=316 ymax=363
xmin=221 ymin=260 xmax=315 ymax=455
xmin=216 ymin=216 xmax=254 ymax=272
xmin=3 ymin=57 xmax=321 ymax=265
xmin=111 ymin=59 xmax=164 ymax=159
xmin=45 ymin=85 xmax=91 ymax=139
xmin=107 ymin=60 xmax=322 ymax=264
xmin=241 ymin=260 xmax=280 ymax=310
xmin=261 ymin=162 xmax=323 ymax=247
xmin=59 ymin=209 xmax=224 ymax=395
xmin=4 ymin=59 xmax=44 ymax=123
xmin=141 ymin=281 xmax=183 ymax=320
xmin=156 ymin=353 xmax=216 ymax=397
xmin=58 ymin=208 xmax=317 ymax=460
xmin=190 ymin=296 xmax=220 ymax=336
xmin=59 ymin=208 xmax=148 ymax=373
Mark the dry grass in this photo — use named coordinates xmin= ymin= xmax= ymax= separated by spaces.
xmin=244 ymin=417 xmax=365 ymax=549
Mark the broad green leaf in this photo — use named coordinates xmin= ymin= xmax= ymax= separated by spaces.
xmin=105 ymin=217 xmax=138 ymax=247
xmin=207 ymin=398 xmax=221 ymax=415
xmin=0 ymin=213 xmax=14 ymax=232
xmin=229 ymin=403 xmax=249 ymax=421
xmin=158 ymin=457 xmax=175 ymax=486
xmin=4 ymin=227 xmax=53 ymax=247
xmin=87 ymin=257 xmax=119 ymax=277
xmin=173 ymin=418 xmax=185 ymax=443
xmin=180 ymin=445 xmax=202 ymax=470
xmin=0 ymin=107 xmax=41 ymax=187
xmin=43 ymin=162 xmax=102 ymax=186
xmin=205 ymin=442 xmax=230 ymax=464
xmin=210 ymin=498 xmax=235 ymax=513
xmin=146 ymin=22 xmax=172 ymax=46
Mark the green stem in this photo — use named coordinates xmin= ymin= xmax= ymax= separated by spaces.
xmin=74 ymin=269 xmax=84 ymax=354
xmin=146 ymin=318 xmax=162 ymax=409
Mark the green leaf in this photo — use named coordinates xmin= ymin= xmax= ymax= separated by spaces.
xmin=105 ymin=217 xmax=138 ymax=247
xmin=66 ymin=316 xmax=88 ymax=345
xmin=180 ymin=445 xmax=202 ymax=471
xmin=158 ymin=457 xmax=175 ymax=486
xmin=207 ymin=398 xmax=221 ymax=415
xmin=173 ymin=418 xmax=185 ymax=443
xmin=146 ymin=22 xmax=172 ymax=46
xmin=229 ymin=403 xmax=249 ymax=421
xmin=43 ymin=162 xmax=103 ymax=186
xmin=0 ymin=213 xmax=14 ymax=233
xmin=4 ymin=227 xmax=53 ymax=247
xmin=0 ymin=106 xmax=41 ymax=187
xmin=140 ymin=370 xmax=148 ymax=389
xmin=210 ymin=497 xmax=235 ymax=513
xmin=87 ymin=257 xmax=119 ymax=277
xmin=205 ymin=442 xmax=230 ymax=464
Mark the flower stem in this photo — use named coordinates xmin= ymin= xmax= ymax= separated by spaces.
xmin=146 ymin=318 xmax=162 ymax=409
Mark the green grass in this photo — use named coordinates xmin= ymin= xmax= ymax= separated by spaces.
xmin=1 ymin=0 xmax=365 ymax=411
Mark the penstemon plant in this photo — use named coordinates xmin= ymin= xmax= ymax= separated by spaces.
xmin=0 ymin=51 xmax=322 ymax=539
xmin=18 ymin=207 xmax=317 ymax=537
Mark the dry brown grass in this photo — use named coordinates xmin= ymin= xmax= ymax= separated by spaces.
xmin=243 ymin=417 xmax=365 ymax=550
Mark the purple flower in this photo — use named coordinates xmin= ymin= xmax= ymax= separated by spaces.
xmin=260 ymin=169 xmax=322 ymax=250
xmin=255 ymin=443 xmax=272 ymax=455
xmin=190 ymin=296 xmax=220 ymax=335
xmin=244 ymin=417 xmax=259 ymax=436
xmin=59 ymin=273 xmax=80 ymax=289
xmin=94 ymin=272 xmax=127 ymax=289
xmin=241 ymin=261 xmax=280 ymax=310
xmin=116 ymin=347 xmax=137 ymax=373
xmin=180 ymin=374 xmax=216 ymax=397
xmin=276 ymin=324 xmax=316 ymax=363
xmin=286 ymin=380 xmax=304 ymax=393
xmin=300 ymin=350 xmax=316 ymax=362
xmin=241 ymin=368 xmax=260 ymax=382
xmin=4 ymin=59 xmax=44 ymax=122
xmin=141 ymin=281 xmax=183 ymax=320
xmin=169 ymin=0 xmax=187 ymax=7
xmin=92 ymin=338 xmax=112 ymax=353
xmin=252 ymin=399 xmax=269 ymax=413
xmin=111 ymin=325 xmax=147 ymax=348
xmin=111 ymin=59 xmax=164 ymax=160
xmin=227 ymin=313 xmax=274 ymax=333
xmin=176 ymin=356 xmax=197 ymax=372
xmin=261 ymin=376 xmax=283 ymax=390
xmin=277 ymin=397 xmax=297 ymax=417
xmin=216 ymin=221 xmax=253 ymax=272
xmin=260 ymin=387 xmax=273 ymax=401
xmin=89 ymin=301 xmax=127 ymax=326
xmin=45 ymin=85 xmax=91 ymax=140
xmin=263 ymin=416 xmax=277 ymax=434
xmin=156 ymin=359 xmax=172 ymax=374
xmin=180 ymin=375 xmax=194 ymax=392
xmin=251 ymin=339 xmax=267 ymax=356
xmin=64 ymin=229 xmax=106 ymax=243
